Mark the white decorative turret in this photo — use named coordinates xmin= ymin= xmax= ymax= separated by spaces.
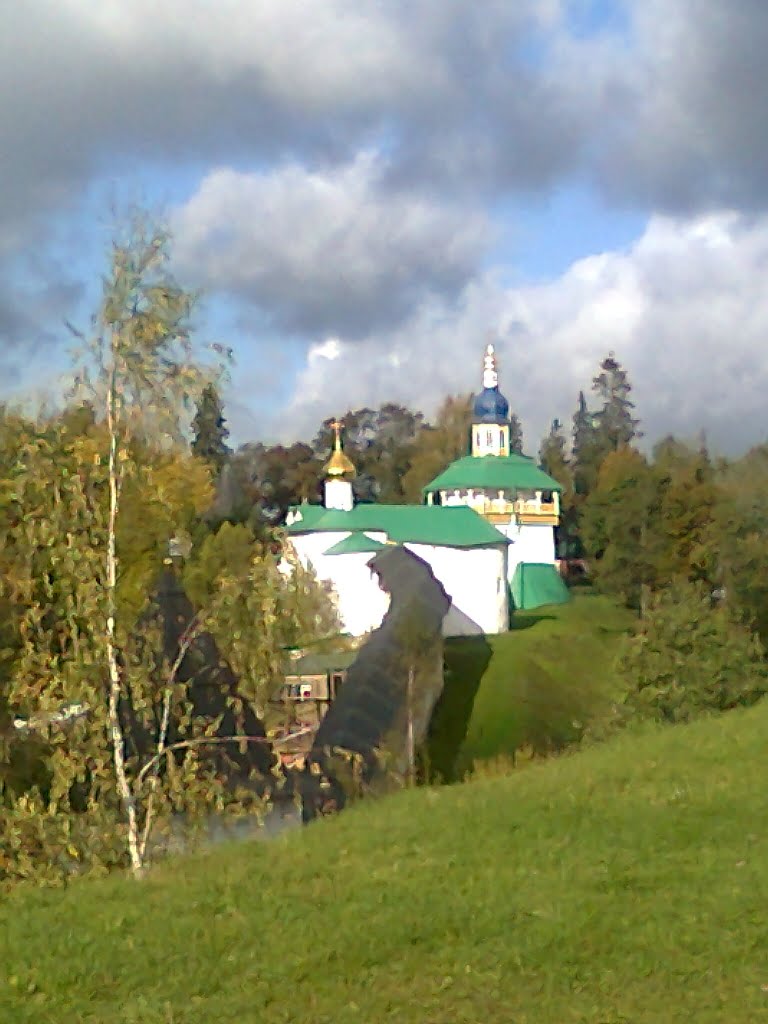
xmin=323 ymin=418 xmax=355 ymax=511
xmin=482 ymin=343 xmax=499 ymax=389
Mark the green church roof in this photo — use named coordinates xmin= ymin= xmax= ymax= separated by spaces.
xmin=286 ymin=503 xmax=507 ymax=549
xmin=323 ymin=532 xmax=388 ymax=556
xmin=423 ymin=454 xmax=563 ymax=495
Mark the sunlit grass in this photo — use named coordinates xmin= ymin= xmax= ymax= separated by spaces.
xmin=431 ymin=590 xmax=634 ymax=778
xmin=3 ymin=694 xmax=768 ymax=1023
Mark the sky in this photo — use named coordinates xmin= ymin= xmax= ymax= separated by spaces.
xmin=2 ymin=0 xmax=768 ymax=455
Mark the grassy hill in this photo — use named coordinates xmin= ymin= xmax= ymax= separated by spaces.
xmin=430 ymin=591 xmax=635 ymax=779
xmin=3 ymin=696 xmax=768 ymax=1023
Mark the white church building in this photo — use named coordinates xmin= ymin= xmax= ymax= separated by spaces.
xmin=286 ymin=345 xmax=568 ymax=637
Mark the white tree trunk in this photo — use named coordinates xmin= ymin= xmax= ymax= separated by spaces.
xmin=106 ymin=372 xmax=143 ymax=877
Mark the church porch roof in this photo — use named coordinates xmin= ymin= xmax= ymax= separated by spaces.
xmin=323 ymin=532 xmax=388 ymax=556
xmin=286 ymin=503 xmax=508 ymax=549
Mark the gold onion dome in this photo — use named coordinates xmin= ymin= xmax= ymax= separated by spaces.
xmin=323 ymin=419 xmax=356 ymax=478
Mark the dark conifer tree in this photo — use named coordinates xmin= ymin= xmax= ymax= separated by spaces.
xmin=571 ymin=390 xmax=601 ymax=497
xmin=191 ymin=383 xmax=231 ymax=473
xmin=538 ymin=418 xmax=569 ymax=481
xmin=591 ymin=352 xmax=641 ymax=453
xmin=509 ymin=412 xmax=524 ymax=455
xmin=539 ymin=417 xmax=573 ymax=559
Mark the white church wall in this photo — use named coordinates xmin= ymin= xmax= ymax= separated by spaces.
xmin=322 ymin=552 xmax=390 ymax=636
xmin=290 ymin=532 xmax=509 ymax=638
xmin=501 ymin=523 xmax=556 ymax=578
xmin=405 ymin=543 xmax=508 ymax=636
xmin=288 ymin=532 xmax=390 ymax=636
xmin=323 ymin=478 xmax=353 ymax=511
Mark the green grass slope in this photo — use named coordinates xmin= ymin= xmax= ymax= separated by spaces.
xmin=431 ymin=591 xmax=634 ymax=779
xmin=3 ymin=700 xmax=768 ymax=1023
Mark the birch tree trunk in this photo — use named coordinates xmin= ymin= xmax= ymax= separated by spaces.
xmin=105 ymin=363 xmax=143 ymax=877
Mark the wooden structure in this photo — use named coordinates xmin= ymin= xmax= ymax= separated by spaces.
xmin=272 ymin=649 xmax=358 ymax=769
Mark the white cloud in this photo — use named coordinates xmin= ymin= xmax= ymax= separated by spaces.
xmin=280 ymin=212 xmax=768 ymax=456
xmin=3 ymin=0 xmax=768 ymax=430
xmin=172 ymin=154 xmax=490 ymax=334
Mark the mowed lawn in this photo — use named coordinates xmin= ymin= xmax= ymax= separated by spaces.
xmin=3 ymin=696 xmax=768 ymax=1023
xmin=433 ymin=590 xmax=635 ymax=778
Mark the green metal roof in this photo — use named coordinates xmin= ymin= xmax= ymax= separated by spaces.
xmin=323 ymin=532 xmax=388 ymax=556
xmin=286 ymin=503 xmax=507 ymax=549
xmin=285 ymin=649 xmax=359 ymax=676
xmin=511 ymin=562 xmax=570 ymax=610
xmin=423 ymin=454 xmax=562 ymax=494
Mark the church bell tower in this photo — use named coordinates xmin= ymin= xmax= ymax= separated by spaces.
xmin=323 ymin=419 xmax=356 ymax=511
xmin=471 ymin=343 xmax=511 ymax=457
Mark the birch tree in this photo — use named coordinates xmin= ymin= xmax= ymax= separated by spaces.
xmin=70 ymin=218 xmax=225 ymax=874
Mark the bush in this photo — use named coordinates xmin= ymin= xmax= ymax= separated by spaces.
xmin=619 ymin=581 xmax=768 ymax=723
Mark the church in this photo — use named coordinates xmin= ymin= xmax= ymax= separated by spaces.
xmin=285 ymin=345 xmax=568 ymax=637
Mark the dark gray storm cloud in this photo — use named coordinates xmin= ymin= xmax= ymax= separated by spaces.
xmin=0 ymin=1 xmax=595 ymax=352
xmin=171 ymin=156 xmax=490 ymax=335
xmin=2 ymin=0 xmax=768 ymax=237
xmin=598 ymin=0 xmax=768 ymax=212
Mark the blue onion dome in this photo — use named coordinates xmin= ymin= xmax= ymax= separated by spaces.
xmin=473 ymin=387 xmax=509 ymax=423
xmin=473 ymin=343 xmax=510 ymax=424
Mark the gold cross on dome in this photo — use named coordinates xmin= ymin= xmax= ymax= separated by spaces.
xmin=330 ymin=419 xmax=343 ymax=449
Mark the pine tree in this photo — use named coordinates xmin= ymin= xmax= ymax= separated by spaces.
xmin=192 ymin=383 xmax=231 ymax=473
xmin=591 ymin=352 xmax=641 ymax=453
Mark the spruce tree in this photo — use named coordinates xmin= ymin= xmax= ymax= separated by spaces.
xmin=192 ymin=383 xmax=231 ymax=473
xmin=538 ymin=418 xmax=569 ymax=483
xmin=591 ymin=352 xmax=641 ymax=453
xmin=509 ymin=412 xmax=524 ymax=455
xmin=539 ymin=418 xmax=574 ymax=560
xmin=571 ymin=390 xmax=601 ymax=496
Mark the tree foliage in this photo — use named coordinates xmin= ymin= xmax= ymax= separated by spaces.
xmin=539 ymin=418 xmax=572 ymax=497
xmin=619 ymin=581 xmax=768 ymax=723
xmin=650 ymin=438 xmax=720 ymax=588
xmin=592 ymin=352 xmax=641 ymax=454
xmin=713 ymin=444 xmax=768 ymax=644
xmin=508 ymin=411 xmax=524 ymax=455
xmin=183 ymin=523 xmax=341 ymax=716
xmin=313 ymin=403 xmax=424 ymax=504
xmin=230 ymin=441 xmax=321 ymax=530
xmin=191 ymin=382 xmax=231 ymax=473
xmin=571 ymin=390 xmax=601 ymax=498
xmin=401 ymin=394 xmax=473 ymax=502
xmin=0 ymin=218 xmax=263 ymax=884
xmin=580 ymin=447 xmax=658 ymax=610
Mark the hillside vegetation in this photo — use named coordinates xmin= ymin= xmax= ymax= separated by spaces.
xmin=4 ymin=695 xmax=768 ymax=1023
xmin=430 ymin=591 xmax=634 ymax=780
